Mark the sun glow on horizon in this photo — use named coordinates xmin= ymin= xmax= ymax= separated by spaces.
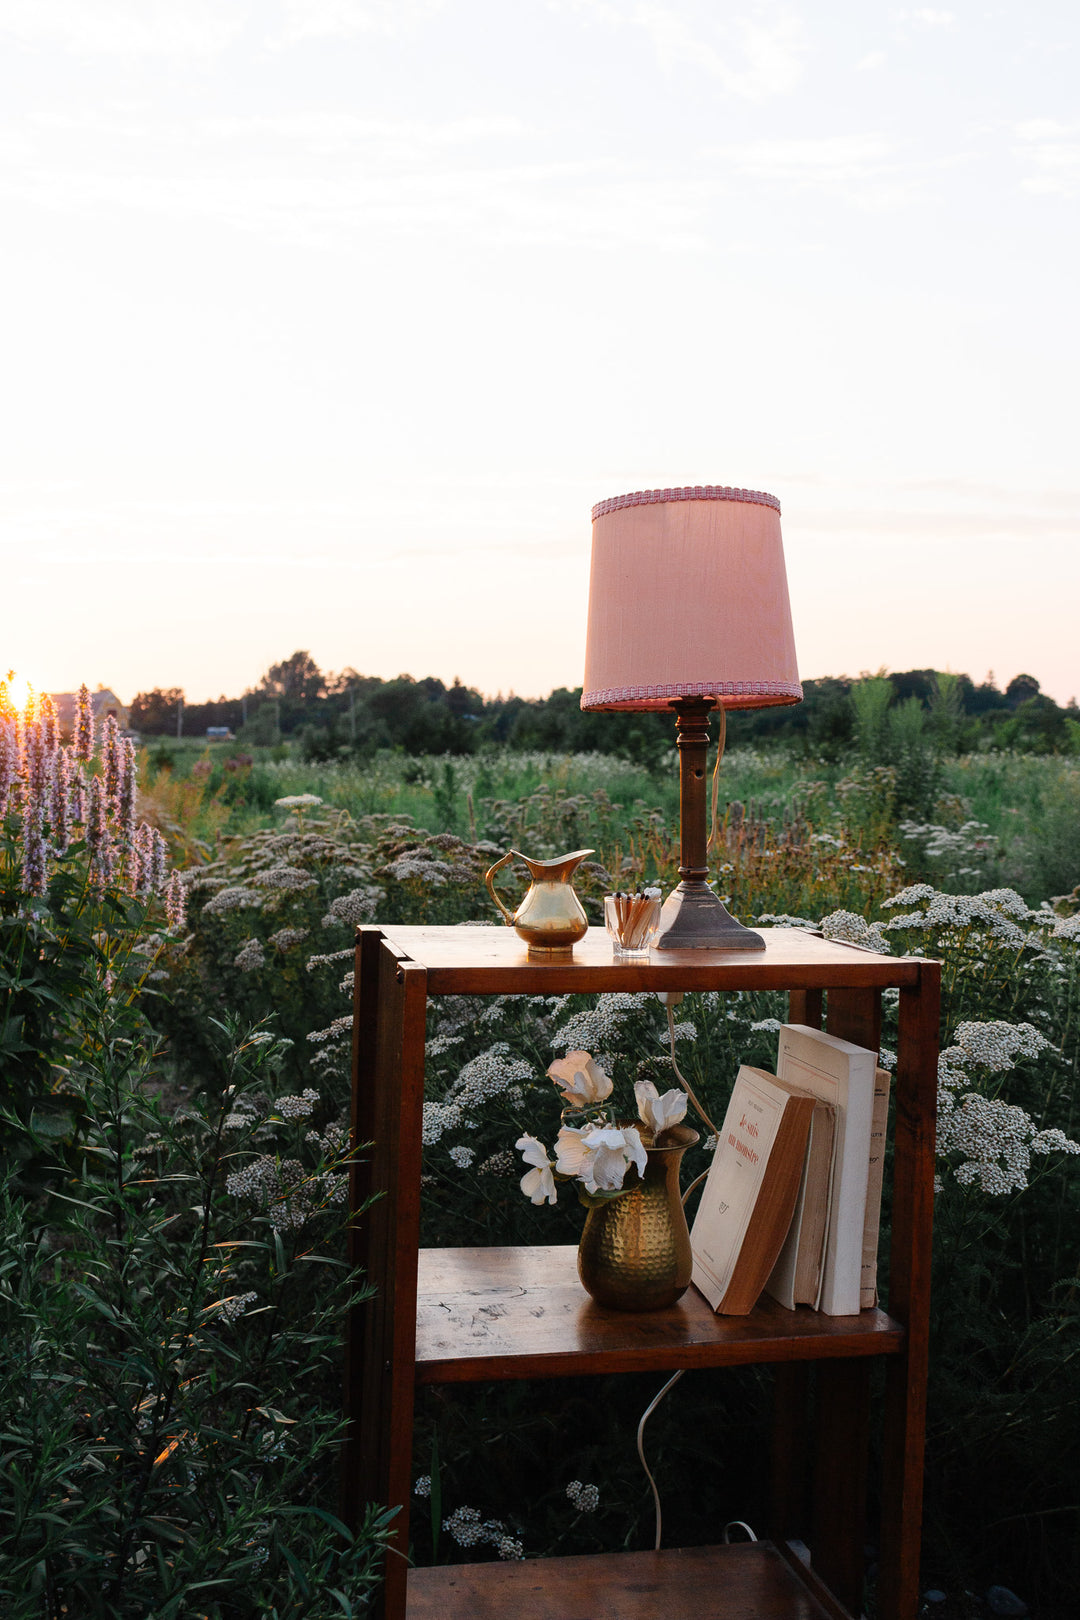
xmin=1 ymin=671 xmax=35 ymax=717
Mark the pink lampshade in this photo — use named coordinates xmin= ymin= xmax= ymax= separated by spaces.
xmin=581 ymin=486 xmax=802 ymax=712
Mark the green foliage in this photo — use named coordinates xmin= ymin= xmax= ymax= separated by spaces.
xmin=0 ymin=1013 xmax=392 ymax=1617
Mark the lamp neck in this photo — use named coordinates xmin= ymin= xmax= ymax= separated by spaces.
xmin=672 ymin=698 xmax=714 ymax=884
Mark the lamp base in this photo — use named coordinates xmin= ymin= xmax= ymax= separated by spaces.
xmin=654 ymin=881 xmax=764 ymax=951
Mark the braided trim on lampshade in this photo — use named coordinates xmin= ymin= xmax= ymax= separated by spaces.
xmin=582 ymin=679 xmax=803 ymax=709
xmin=591 ymin=486 xmax=781 ymax=522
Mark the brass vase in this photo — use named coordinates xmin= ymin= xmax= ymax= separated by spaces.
xmin=577 ymin=1125 xmax=699 ymax=1312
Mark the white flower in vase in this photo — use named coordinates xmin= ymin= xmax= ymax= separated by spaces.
xmin=515 ymin=1134 xmax=557 ymax=1204
xmin=555 ymin=1121 xmax=647 ymax=1194
xmin=634 ymin=1080 xmax=688 ymax=1137
xmin=547 ymin=1050 xmax=614 ymax=1107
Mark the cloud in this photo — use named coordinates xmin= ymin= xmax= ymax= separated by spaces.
xmin=270 ymin=0 xmax=444 ymax=45
xmin=703 ymin=132 xmax=919 ymax=209
xmin=554 ymin=1 xmax=807 ymax=99
xmin=0 ymin=0 xmax=249 ymax=56
xmin=855 ymin=50 xmax=886 ymax=71
xmin=1015 ymin=119 xmax=1080 ymax=197
xmin=891 ymin=7 xmax=955 ymax=27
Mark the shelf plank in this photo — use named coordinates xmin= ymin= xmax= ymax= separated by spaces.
xmin=415 ymin=1247 xmax=903 ymax=1384
xmin=372 ymin=924 xmax=921 ymax=995
xmin=408 ymin=1541 xmax=851 ymax=1620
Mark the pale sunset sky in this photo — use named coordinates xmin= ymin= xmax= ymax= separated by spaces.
xmin=1 ymin=1 xmax=1077 ymax=704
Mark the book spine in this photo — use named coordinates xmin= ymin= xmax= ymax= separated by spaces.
xmin=860 ymin=1068 xmax=892 ymax=1309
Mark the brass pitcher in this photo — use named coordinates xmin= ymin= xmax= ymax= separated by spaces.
xmin=484 ymin=848 xmax=594 ymax=956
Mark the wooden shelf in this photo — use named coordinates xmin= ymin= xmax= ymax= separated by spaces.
xmin=415 ymin=1246 xmax=904 ymax=1384
xmin=345 ymin=924 xmax=941 ymax=1620
xmin=408 ymin=1540 xmax=852 ymax=1620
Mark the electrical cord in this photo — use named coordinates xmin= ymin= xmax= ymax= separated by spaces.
xmin=637 ymin=994 xmax=761 ymax=1553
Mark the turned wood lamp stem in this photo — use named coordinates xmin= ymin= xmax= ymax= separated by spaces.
xmin=654 ymin=697 xmax=763 ymax=951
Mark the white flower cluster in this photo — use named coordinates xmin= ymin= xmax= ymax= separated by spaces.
xmin=552 ymin=993 xmax=653 ymax=1053
xmin=663 ymin=1020 xmax=698 ymax=1044
xmin=268 ymin=926 xmax=309 ymax=951
xmin=276 ymin=1088 xmax=319 ymax=1120
xmin=452 ymin=1047 xmax=534 ymax=1111
xmin=1050 ymin=914 xmax=1080 ymax=943
xmin=212 ymin=1291 xmax=258 ymax=1322
xmin=934 ymin=1019 xmax=1077 ymax=1194
xmin=225 ymin=1154 xmax=339 ymax=1230
xmin=448 ymin=1145 xmax=475 ymax=1169
xmin=203 ymin=885 xmax=261 ymax=915
xmin=383 ymin=853 xmax=463 ymax=887
xmin=414 ymin=1475 xmax=431 ymax=1498
xmin=566 ymin=1480 xmax=599 ymax=1513
xmin=443 ymin=1506 xmax=523 ymax=1560
xmin=476 ymin=1149 xmax=515 ymax=1178
xmin=423 ymin=1101 xmax=464 ymax=1145
xmin=756 ymin=913 xmax=817 ymax=930
xmin=259 ymin=865 xmax=318 ymax=892
xmin=882 ymin=886 xmax=1036 ymax=946
xmin=307 ymin=1015 xmax=353 ymax=1044
xmin=321 ymin=887 xmax=382 ymax=928
xmin=234 ymin=938 xmax=266 ymax=972
xmin=819 ymin=910 xmax=889 ymax=953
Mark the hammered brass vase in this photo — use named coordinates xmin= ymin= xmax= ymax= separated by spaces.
xmin=577 ymin=1125 xmax=699 ymax=1312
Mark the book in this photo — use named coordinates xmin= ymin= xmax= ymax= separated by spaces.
xmin=763 ymin=1089 xmax=837 ymax=1310
xmin=860 ymin=1067 xmax=892 ymax=1308
xmin=775 ymin=1024 xmax=878 ymax=1317
xmin=690 ymin=1065 xmax=817 ymax=1316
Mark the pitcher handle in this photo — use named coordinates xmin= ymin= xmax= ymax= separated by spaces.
xmin=484 ymin=850 xmax=518 ymax=926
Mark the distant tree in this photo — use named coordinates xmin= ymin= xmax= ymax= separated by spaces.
xmin=129 ymin=688 xmax=184 ymax=735
xmin=258 ymin=651 xmax=326 ymax=704
xmin=1005 ymin=673 xmax=1041 ymax=709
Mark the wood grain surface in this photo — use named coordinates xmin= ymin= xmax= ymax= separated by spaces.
xmin=372 ymin=924 xmax=921 ymax=994
xmin=415 ymin=1246 xmax=903 ymax=1383
xmin=407 ymin=1541 xmax=852 ymax=1620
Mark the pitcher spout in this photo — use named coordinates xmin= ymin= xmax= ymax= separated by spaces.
xmin=514 ymin=848 xmax=595 ymax=884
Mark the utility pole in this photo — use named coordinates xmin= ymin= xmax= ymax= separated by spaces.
xmin=349 ymin=685 xmax=356 ymax=744
xmin=176 ymin=695 xmax=183 ymax=740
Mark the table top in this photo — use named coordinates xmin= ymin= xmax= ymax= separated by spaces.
xmin=366 ymin=923 xmax=925 ymax=994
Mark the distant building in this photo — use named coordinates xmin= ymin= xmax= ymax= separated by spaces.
xmin=52 ymin=688 xmax=128 ymax=735
xmin=206 ymin=726 xmax=235 ymax=741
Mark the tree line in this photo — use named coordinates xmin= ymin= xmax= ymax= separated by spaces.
xmin=129 ymin=651 xmax=1080 ymax=762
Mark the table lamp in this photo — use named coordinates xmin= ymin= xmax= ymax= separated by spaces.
xmin=581 ymin=486 xmax=802 ymax=950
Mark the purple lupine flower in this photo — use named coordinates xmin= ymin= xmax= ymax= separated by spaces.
xmin=23 ymin=720 xmax=49 ymax=830
xmin=164 ymin=870 xmax=187 ymax=931
xmin=49 ymin=747 xmax=72 ymax=853
xmin=134 ymin=821 xmax=155 ymax=901
xmin=151 ymin=828 xmax=168 ymax=894
xmin=41 ymin=694 xmax=60 ymax=756
xmin=118 ymin=737 xmax=137 ymax=844
xmin=74 ymin=685 xmax=95 ymax=762
xmin=70 ymin=763 xmax=88 ymax=827
xmin=21 ymin=820 xmax=48 ymax=897
xmin=0 ymin=718 xmax=17 ymax=818
xmin=86 ymin=775 xmax=107 ymax=856
xmin=89 ymin=830 xmax=117 ymax=897
xmin=102 ymin=716 xmax=121 ymax=817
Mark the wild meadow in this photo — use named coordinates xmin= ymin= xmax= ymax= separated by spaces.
xmin=4 ymin=674 xmax=1080 ymax=1616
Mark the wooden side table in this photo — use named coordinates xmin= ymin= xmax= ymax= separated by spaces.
xmin=344 ymin=925 xmax=939 ymax=1620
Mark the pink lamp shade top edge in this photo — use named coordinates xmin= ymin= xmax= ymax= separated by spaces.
xmin=591 ymin=485 xmax=781 ymax=522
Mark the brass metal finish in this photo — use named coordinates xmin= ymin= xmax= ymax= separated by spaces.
xmin=577 ymin=1125 xmax=699 ymax=1311
xmin=484 ymin=848 xmax=594 ymax=956
xmin=654 ymin=698 xmax=764 ymax=951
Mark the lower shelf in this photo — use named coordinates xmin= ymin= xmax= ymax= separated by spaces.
xmin=407 ymin=1540 xmax=852 ymax=1619
xmin=415 ymin=1245 xmax=903 ymax=1383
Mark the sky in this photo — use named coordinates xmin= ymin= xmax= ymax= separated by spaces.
xmin=1 ymin=1 xmax=1078 ymax=705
